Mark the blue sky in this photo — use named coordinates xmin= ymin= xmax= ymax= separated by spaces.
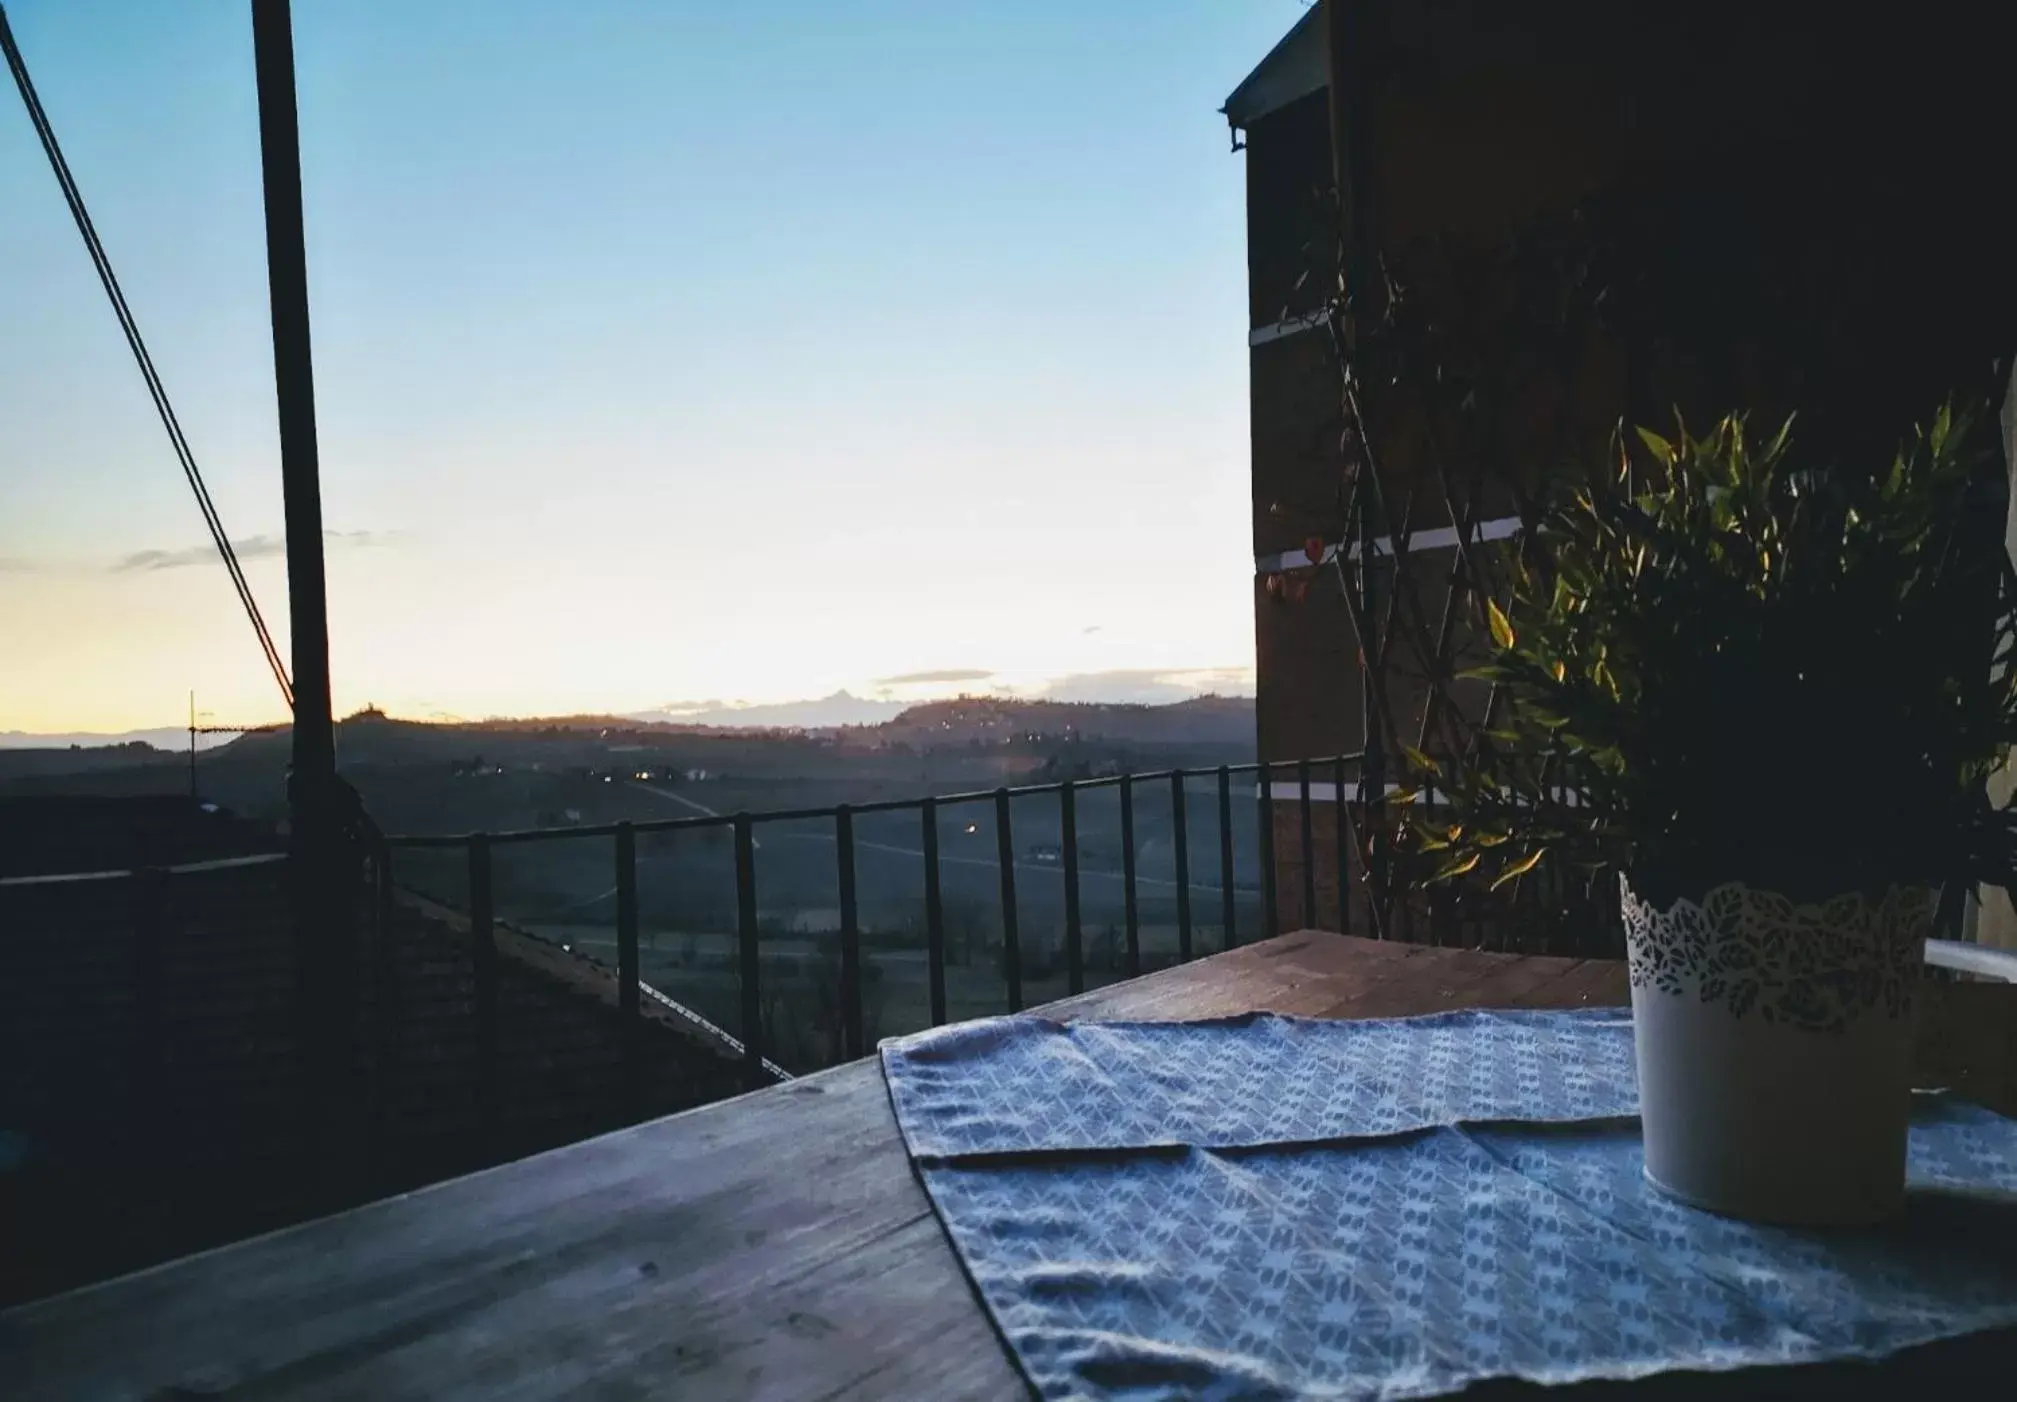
xmin=1 ymin=0 xmax=1296 ymax=732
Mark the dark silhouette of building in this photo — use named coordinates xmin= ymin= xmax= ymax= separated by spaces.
xmin=0 ymin=837 xmax=762 ymax=1305
xmin=0 ymin=795 xmax=277 ymax=880
xmin=1225 ymin=1 xmax=2015 ymax=930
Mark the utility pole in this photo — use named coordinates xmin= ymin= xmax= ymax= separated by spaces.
xmin=251 ymin=0 xmax=334 ymax=806
xmin=251 ymin=0 xmax=355 ymax=1200
xmin=189 ymin=690 xmax=198 ymax=800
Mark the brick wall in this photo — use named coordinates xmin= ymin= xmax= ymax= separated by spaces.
xmin=1237 ymin=2 xmax=2014 ymax=956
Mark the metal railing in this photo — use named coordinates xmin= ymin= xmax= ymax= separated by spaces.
xmin=377 ymin=754 xmax=1371 ymax=1090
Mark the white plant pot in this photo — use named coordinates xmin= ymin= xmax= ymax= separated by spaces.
xmin=1622 ymin=878 xmax=1932 ymax=1226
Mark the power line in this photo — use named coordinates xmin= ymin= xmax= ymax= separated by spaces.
xmin=1 ymin=3 xmax=295 ymax=710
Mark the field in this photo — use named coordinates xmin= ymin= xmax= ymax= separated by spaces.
xmin=5 ymin=700 xmax=1270 ymax=1072
xmin=388 ymin=771 xmax=1274 ymax=1067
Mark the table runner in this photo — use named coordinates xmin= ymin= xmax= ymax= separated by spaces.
xmin=881 ymin=1009 xmax=2017 ymax=1400
xmin=883 ymin=1009 xmax=1641 ymax=1157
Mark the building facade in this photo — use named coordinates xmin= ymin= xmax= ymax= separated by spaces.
xmin=1225 ymin=1 xmax=2015 ymax=940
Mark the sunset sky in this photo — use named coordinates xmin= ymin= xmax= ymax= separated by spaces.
xmin=2 ymin=1 xmax=1293 ymax=734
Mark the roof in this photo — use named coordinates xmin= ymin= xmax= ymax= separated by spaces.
xmin=397 ymin=888 xmax=790 ymax=1079
xmin=1221 ymin=5 xmax=1325 ymax=130
xmin=0 ymin=853 xmax=774 ymax=1303
xmin=0 ymin=795 xmax=278 ymax=879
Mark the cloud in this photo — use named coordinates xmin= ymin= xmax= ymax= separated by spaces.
xmin=644 ymin=699 xmax=729 ymax=717
xmin=115 ymin=535 xmax=283 ymax=573
xmin=1081 ymin=625 xmax=1103 ymax=635
xmin=111 ymin=529 xmax=396 ymax=573
xmin=871 ymin=667 xmax=996 ymax=686
xmin=1038 ymin=666 xmax=1256 ymax=705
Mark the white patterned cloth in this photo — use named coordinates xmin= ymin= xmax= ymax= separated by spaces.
xmin=879 ymin=1010 xmax=2017 ymax=1400
xmin=884 ymin=1010 xmax=1640 ymax=1157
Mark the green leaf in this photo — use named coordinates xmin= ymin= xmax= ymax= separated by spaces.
xmin=1763 ymin=413 xmax=1796 ymax=463
xmin=1635 ymin=426 xmax=1675 ymax=464
xmin=1486 ymin=597 xmax=1515 ymax=650
xmin=1491 ymin=847 xmax=1548 ymax=890
xmin=1401 ymin=746 xmax=1438 ymax=774
xmin=1431 ymin=852 xmax=1481 ymax=883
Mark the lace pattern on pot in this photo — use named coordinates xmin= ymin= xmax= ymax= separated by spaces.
xmin=1622 ymin=880 xmax=1931 ymax=1033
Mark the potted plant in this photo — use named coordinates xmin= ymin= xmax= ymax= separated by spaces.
xmin=1403 ymin=403 xmax=2016 ymax=1224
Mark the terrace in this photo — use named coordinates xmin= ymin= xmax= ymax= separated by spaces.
xmin=0 ymin=751 xmax=1386 ymax=1302
xmin=6 ymin=750 xmax=2017 ymax=1395
xmin=8 ymin=0 xmax=2017 ymax=1395
xmin=7 ymin=926 xmax=2016 ymax=1399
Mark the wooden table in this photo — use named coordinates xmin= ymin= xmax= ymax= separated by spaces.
xmin=4 ymin=933 xmax=2013 ymax=1401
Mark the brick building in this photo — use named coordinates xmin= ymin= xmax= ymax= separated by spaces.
xmin=1224 ymin=1 xmax=2015 ymax=935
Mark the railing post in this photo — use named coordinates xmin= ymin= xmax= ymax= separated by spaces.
xmin=1334 ymin=754 xmax=1352 ymax=934
xmin=1061 ymin=780 xmax=1083 ymax=994
xmin=615 ymin=823 xmax=640 ymax=1120
xmin=1339 ymin=777 xmax=1386 ymax=941
xmin=1171 ymin=771 xmax=1192 ymax=963
xmin=468 ymin=834 xmax=499 ymax=1155
xmin=130 ymin=867 xmax=167 ymax=1231
xmin=1257 ymin=760 xmax=1278 ymax=938
xmin=372 ymin=842 xmax=398 ymax=1185
xmin=994 ymin=788 xmax=1022 ymax=1012
xmin=1423 ymin=766 xmax=1440 ymax=946
xmin=1217 ymin=766 xmax=1237 ymax=949
xmin=1299 ymin=758 xmax=1317 ymax=931
xmin=1120 ymin=775 xmax=1141 ymax=977
xmin=734 ymin=815 xmax=763 ymax=1087
xmin=922 ymin=797 xmax=947 ymax=1027
xmin=835 ymin=805 xmax=864 ymax=1060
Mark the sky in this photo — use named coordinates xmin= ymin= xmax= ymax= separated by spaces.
xmin=1 ymin=0 xmax=1298 ymax=734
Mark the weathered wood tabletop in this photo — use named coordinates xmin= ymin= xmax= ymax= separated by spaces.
xmin=4 ymin=932 xmax=2013 ymax=1401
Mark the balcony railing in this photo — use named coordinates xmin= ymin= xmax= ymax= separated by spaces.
xmin=375 ymin=755 xmax=1375 ymax=1088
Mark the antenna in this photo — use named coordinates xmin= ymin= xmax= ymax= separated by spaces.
xmin=185 ymin=693 xmax=284 ymax=802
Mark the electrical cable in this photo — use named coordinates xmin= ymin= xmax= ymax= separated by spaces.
xmin=2 ymin=3 xmax=295 ymax=709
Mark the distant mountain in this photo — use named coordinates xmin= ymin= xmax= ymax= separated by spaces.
xmin=0 ymin=729 xmax=191 ymax=752
xmin=7 ymin=691 xmax=1257 ymax=758
xmin=628 ymin=691 xmax=909 ymax=730
xmin=624 ymin=691 xmax=1257 ymax=742
xmin=878 ymin=695 xmax=1253 ymax=747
